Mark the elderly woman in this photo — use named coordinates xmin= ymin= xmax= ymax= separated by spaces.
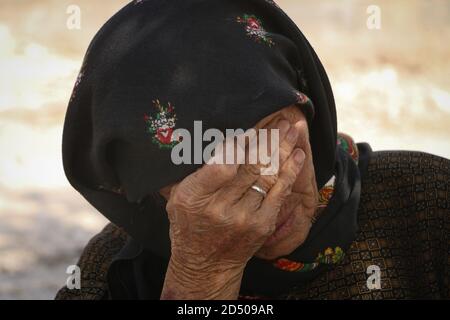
xmin=57 ymin=0 xmax=449 ymax=300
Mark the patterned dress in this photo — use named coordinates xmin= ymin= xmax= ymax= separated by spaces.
xmin=56 ymin=150 xmax=450 ymax=300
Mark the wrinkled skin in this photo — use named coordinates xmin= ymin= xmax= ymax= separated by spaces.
xmin=160 ymin=105 xmax=318 ymax=299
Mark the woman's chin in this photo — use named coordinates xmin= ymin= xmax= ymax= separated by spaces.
xmin=254 ymin=242 xmax=296 ymax=261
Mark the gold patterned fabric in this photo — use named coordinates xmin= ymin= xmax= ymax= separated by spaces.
xmin=56 ymin=150 xmax=450 ymax=300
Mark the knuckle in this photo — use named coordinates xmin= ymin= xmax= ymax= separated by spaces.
xmin=277 ymin=179 xmax=291 ymax=193
xmin=257 ymin=174 xmax=278 ymax=191
xmin=231 ymin=214 xmax=248 ymax=232
xmin=279 ymin=146 xmax=290 ymax=161
xmin=242 ymin=164 xmax=261 ymax=177
xmin=204 ymin=201 xmax=227 ymax=219
xmin=288 ymin=168 xmax=299 ymax=183
xmin=266 ymin=173 xmax=279 ymax=185
xmin=208 ymin=212 xmax=227 ymax=226
xmin=283 ymin=164 xmax=299 ymax=183
xmin=203 ymin=205 xmax=218 ymax=218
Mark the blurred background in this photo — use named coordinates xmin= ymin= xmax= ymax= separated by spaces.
xmin=0 ymin=0 xmax=449 ymax=299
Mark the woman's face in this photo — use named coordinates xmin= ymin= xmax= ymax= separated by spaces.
xmin=160 ymin=105 xmax=318 ymax=260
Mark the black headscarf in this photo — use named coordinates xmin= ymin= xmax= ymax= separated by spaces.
xmin=62 ymin=0 xmax=363 ymax=298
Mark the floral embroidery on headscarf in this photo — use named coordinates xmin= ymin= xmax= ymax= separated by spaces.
xmin=338 ymin=132 xmax=359 ymax=164
xmin=144 ymin=100 xmax=180 ymax=150
xmin=317 ymin=176 xmax=335 ymax=208
xmin=273 ymin=247 xmax=344 ymax=272
xmin=311 ymin=175 xmax=335 ymax=224
xmin=236 ymin=14 xmax=275 ymax=47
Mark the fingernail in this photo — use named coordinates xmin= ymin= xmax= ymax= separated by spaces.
xmin=278 ymin=120 xmax=290 ymax=136
xmin=286 ymin=125 xmax=299 ymax=144
xmin=294 ymin=149 xmax=305 ymax=164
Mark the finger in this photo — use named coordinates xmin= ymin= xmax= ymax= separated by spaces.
xmin=258 ymin=118 xmax=303 ymax=187
xmin=259 ymin=120 xmax=303 ymax=177
xmin=238 ymin=148 xmax=304 ymax=213
xmin=258 ymin=148 xmax=306 ymax=215
xmin=236 ymin=174 xmax=276 ymax=212
xmin=224 ymin=119 xmax=303 ymax=202
xmin=290 ymin=118 xmax=315 ymax=195
xmin=220 ymin=120 xmax=289 ymax=201
xmin=278 ymin=120 xmax=303 ymax=168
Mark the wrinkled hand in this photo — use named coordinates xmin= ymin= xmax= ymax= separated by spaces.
xmin=162 ymin=118 xmax=307 ymax=299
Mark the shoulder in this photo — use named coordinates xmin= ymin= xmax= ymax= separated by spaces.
xmin=364 ymin=150 xmax=449 ymax=187
xmin=359 ymin=149 xmax=449 ymax=220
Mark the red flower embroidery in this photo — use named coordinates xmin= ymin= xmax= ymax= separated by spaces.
xmin=156 ymin=127 xmax=174 ymax=145
xmin=236 ymin=14 xmax=275 ymax=47
xmin=247 ymin=17 xmax=260 ymax=29
xmin=144 ymin=100 xmax=179 ymax=149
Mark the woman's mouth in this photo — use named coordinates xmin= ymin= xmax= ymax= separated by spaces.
xmin=263 ymin=210 xmax=296 ymax=247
